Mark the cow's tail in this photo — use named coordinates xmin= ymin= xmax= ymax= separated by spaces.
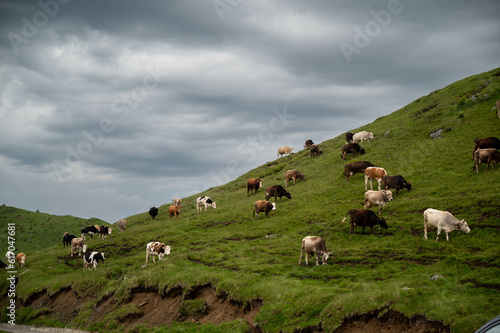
xmin=341 ymin=210 xmax=351 ymax=223
xmin=252 ymin=209 xmax=256 ymax=218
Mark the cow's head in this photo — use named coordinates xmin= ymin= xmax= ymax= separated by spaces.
xmin=368 ymin=132 xmax=374 ymax=139
xmin=360 ymin=147 xmax=366 ymax=155
xmin=100 ymin=252 xmax=105 ymax=261
xmin=211 ymin=202 xmax=217 ymax=209
xmin=321 ymin=251 xmax=331 ymax=265
xmin=165 ymin=245 xmax=171 ymax=255
xmin=258 ymin=181 xmax=263 ymax=188
xmin=378 ymin=218 xmax=389 ymax=229
xmin=284 ymin=191 xmax=292 ymax=200
xmin=383 ymin=190 xmax=393 ymax=202
xmin=270 ymin=202 xmax=277 ymax=211
xmin=406 ymin=182 xmax=412 ymax=191
xmin=458 ymin=220 xmax=470 ymax=234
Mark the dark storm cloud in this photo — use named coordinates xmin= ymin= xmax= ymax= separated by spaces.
xmin=0 ymin=0 xmax=499 ymax=221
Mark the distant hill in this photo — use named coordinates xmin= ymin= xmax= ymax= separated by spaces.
xmin=0 ymin=68 xmax=499 ymax=332
xmin=0 ymin=205 xmax=108 ymax=254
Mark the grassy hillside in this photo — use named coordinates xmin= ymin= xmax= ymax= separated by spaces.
xmin=1 ymin=68 xmax=499 ymax=332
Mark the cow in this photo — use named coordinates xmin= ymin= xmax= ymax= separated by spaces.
xmin=172 ymin=198 xmax=182 ymax=206
xmin=473 ymin=137 xmax=500 ymax=157
xmin=310 ymin=144 xmax=323 ymax=157
xmin=353 ymin=131 xmax=374 ymax=144
xmin=344 ymin=161 xmax=376 ymax=182
xmin=118 ymin=219 xmax=127 ymax=231
xmin=383 ymin=175 xmax=412 ymax=196
xmin=99 ymin=226 xmax=111 ymax=240
xmin=265 ymin=185 xmax=292 ymax=202
xmin=423 ymin=208 xmax=471 ymax=242
xmin=364 ymin=190 xmax=393 ymax=214
xmin=247 ymin=178 xmax=263 ymax=195
xmin=70 ymin=238 xmax=86 ymax=257
xmin=169 ymin=205 xmax=182 ymax=219
xmin=277 ymin=146 xmax=294 ymax=158
xmin=365 ymin=167 xmax=387 ymax=191
xmin=81 ymin=225 xmax=99 ymax=240
xmin=299 ymin=236 xmax=331 ymax=266
xmin=284 ymin=169 xmax=306 ymax=187
xmin=83 ymin=251 xmax=105 ymax=270
xmin=341 ymin=209 xmax=388 ymax=234
xmin=345 ymin=132 xmax=354 ymax=144
xmin=146 ymin=242 xmax=171 ymax=263
xmin=196 ymin=196 xmax=216 ymax=213
xmin=304 ymin=139 xmax=314 ymax=149
xmin=474 ymin=148 xmax=500 ymax=172
xmin=341 ymin=143 xmax=365 ymax=160
xmin=149 ymin=207 xmax=159 ymax=220
xmin=253 ymin=200 xmax=276 ymax=218
xmin=63 ymin=233 xmax=76 ymax=247
xmin=15 ymin=253 xmax=25 ymax=268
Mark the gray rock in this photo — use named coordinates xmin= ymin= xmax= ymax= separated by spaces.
xmin=431 ymin=274 xmax=444 ymax=280
xmin=384 ymin=130 xmax=390 ymax=137
xmin=429 ymin=129 xmax=444 ymax=139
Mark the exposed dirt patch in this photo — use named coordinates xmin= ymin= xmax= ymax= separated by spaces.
xmin=203 ymin=220 xmax=238 ymax=228
xmin=461 ymin=279 xmax=500 ymax=290
xmin=334 ymin=307 xmax=450 ymax=333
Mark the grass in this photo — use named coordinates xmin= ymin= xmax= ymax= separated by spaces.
xmin=1 ymin=67 xmax=500 ymax=332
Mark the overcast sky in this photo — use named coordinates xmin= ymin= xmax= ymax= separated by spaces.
xmin=0 ymin=0 xmax=499 ymax=222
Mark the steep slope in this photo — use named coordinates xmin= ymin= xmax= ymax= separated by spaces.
xmin=1 ymin=68 xmax=499 ymax=332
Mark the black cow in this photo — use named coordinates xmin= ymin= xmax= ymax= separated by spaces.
xmin=149 ymin=207 xmax=159 ymax=220
xmin=341 ymin=143 xmax=365 ymax=160
xmin=80 ymin=226 xmax=99 ymax=240
xmin=63 ymin=233 xmax=76 ymax=247
xmin=99 ymin=226 xmax=110 ymax=240
xmin=265 ymin=185 xmax=292 ymax=202
xmin=304 ymin=139 xmax=314 ymax=149
xmin=341 ymin=209 xmax=388 ymax=234
xmin=383 ymin=175 xmax=412 ymax=196
xmin=344 ymin=161 xmax=376 ymax=182
xmin=83 ymin=251 xmax=105 ymax=270
xmin=345 ymin=132 xmax=354 ymax=143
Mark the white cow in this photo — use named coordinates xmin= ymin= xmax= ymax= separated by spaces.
xmin=83 ymin=252 xmax=105 ymax=270
xmin=364 ymin=190 xmax=393 ymax=214
xmin=277 ymin=146 xmax=294 ymax=158
xmin=118 ymin=219 xmax=127 ymax=231
xmin=423 ymin=208 xmax=470 ymax=242
xmin=146 ymin=242 xmax=171 ymax=263
xmin=196 ymin=196 xmax=217 ymax=213
xmin=353 ymin=131 xmax=374 ymax=144
xmin=299 ymin=236 xmax=331 ymax=266
xmin=70 ymin=238 xmax=87 ymax=257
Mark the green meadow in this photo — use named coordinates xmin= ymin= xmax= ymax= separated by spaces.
xmin=1 ymin=68 xmax=499 ymax=332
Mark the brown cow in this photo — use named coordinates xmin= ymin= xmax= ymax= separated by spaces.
xmin=364 ymin=190 xmax=393 ymax=214
xmin=265 ymin=185 xmax=291 ymax=202
xmin=341 ymin=143 xmax=365 ymax=160
xmin=284 ymin=169 xmax=306 ymax=187
xmin=247 ymin=178 xmax=263 ymax=195
xmin=304 ymin=139 xmax=314 ymax=149
xmin=344 ymin=161 xmax=375 ymax=182
xmin=253 ymin=200 xmax=276 ymax=218
xmin=474 ymin=148 xmax=500 ymax=172
xmin=169 ymin=205 xmax=182 ymax=219
xmin=299 ymin=236 xmax=331 ymax=266
xmin=341 ymin=209 xmax=388 ymax=234
xmin=16 ymin=253 xmax=26 ymax=268
xmin=118 ymin=219 xmax=127 ymax=231
xmin=310 ymin=144 xmax=323 ymax=157
xmin=365 ymin=167 xmax=387 ymax=191
xmin=345 ymin=132 xmax=354 ymax=144
xmin=70 ymin=238 xmax=86 ymax=257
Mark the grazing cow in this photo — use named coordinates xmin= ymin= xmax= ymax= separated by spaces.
xmin=118 ymin=219 xmax=127 ymax=231
xmin=0 ymin=260 xmax=7 ymax=269
xmin=277 ymin=146 xmax=294 ymax=158
xmin=345 ymin=132 xmax=354 ymax=144
xmin=284 ymin=169 xmax=306 ymax=187
xmin=99 ymin=226 xmax=111 ymax=240
xmin=80 ymin=225 xmax=99 ymax=240
xmin=146 ymin=242 xmax=171 ymax=263
xmin=353 ymin=131 xmax=374 ymax=144
xmin=16 ymin=253 xmax=26 ymax=268
xmin=473 ymin=137 xmax=500 ymax=157
xmin=196 ymin=196 xmax=217 ymax=213
xmin=63 ymin=233 xmax=76 ymax=247
xmin=253 ymin=200 xmax=276 ymax=218
xmin=474 ymin=148 xmax=500 ymax=172
xmin=149 ymin=207 xmax=159 ymax=220
xmin=70 ymin=238 xmax=86 ymax=257
xmin=172 ymin=198 xmax=182 ymax=206
xmin=383 ymin=175 xmax=412 ymax=196
xmin=247 ymin=178 xmax=263 ymax=195
xmin=304 ymin=139 xmax=314 ymax=149
xmin=299 ymin=236 xmax=331 ymax=266
xmin=423 ymin=208 xmax=470 ymax=242
xmin=83 ymin=251 xmax=105 ymax=270
xmin=265 ymin=185 xmax=292 ymax=202
xmin=169 ymin=205 xmax=182 ymax=219
xmin=341 ymin=209 xmax=388 ymax=234
xmin=340 ymin=143 xmax=365 ymax=160
xmin=365 ymin=167 xmax=387 ymax=191
xmin=310 ymin=144 xmax=323 ymax=157
xmin=364 ymin=190 xmax=393 ymax=214
xmin=344 ymin=161 xmax=376 ymax=182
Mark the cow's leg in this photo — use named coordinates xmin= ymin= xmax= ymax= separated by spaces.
xmin=424 ymin=223 xmax=428 ymax=240
xmin=377 ymin=179 xmax=382 ymax=191
xmin=436 ymin=227 xmax=441 ymax=242
xmin=299 ymin=249 xmax=304 ymax=265
xmin=445 ymin=232 xmax=450 ymax=242
xmin=362 ymin=226 xmax=366 ymax=234
xmin=365 ymin=176 xmax=368 ymax=191
xmin=315 ymin=254 xmax=320 ymax=266
xmin=305 ymin=253 xmax=309 ymax=265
